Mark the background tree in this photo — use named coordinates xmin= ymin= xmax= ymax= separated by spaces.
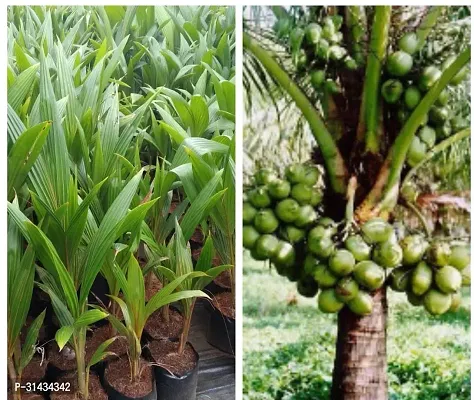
xmin=243 ymin=6 xmax=470 ymax=399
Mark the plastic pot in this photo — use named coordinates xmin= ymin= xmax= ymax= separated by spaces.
xmin=206 ymin=305 xmax=235 ymax=355
xmin=103 ymin=359 xmax=157 ymax=400
xmin=153 ymin=343 xmax=200 ymax=400
xmin=204 ymin=280 xmax=230 ymax=295
xmin=88 ymin=273 xmax=109 ymax=305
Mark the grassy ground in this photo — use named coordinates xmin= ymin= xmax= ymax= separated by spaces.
xmin=243 ymin=253 xmax=471 ymax=400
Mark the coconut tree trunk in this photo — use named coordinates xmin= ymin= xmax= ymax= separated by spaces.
xmin=331 ymin=288 xmax=388 ymax=400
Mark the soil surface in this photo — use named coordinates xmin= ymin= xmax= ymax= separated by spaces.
xmin=145 ymin=273 xmax=163 ymax=302
xmin=85 ymin=324 xmax=128 ymax=364
xmin=149 ymin=340 xmax=198 ymax=376
xmin=145 ymin=307 xmax=184 ymax=340
xmin=49 ymin=324 xmax=129 ymax=372
xmin=104 ymin=358 xmax=154 ymax=398
xmin=22 ymin=355 xmax=48 ymax=383
xmin=47 ymin=342 xmax=76 ymax=371
xmin=50 ymin=372 xmax=107 ymax=400
xmin=190 ymin=227 xmax=204 ymax=245
xmin=8 ymin=392 xmax=44 ymax=400
xmin=214 ymin=270 xmax=232 ymax=289
xmin=212 ymin=292 xmax=235 ymax=319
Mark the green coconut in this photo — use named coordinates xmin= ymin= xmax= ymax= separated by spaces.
xmin=418 ymin=66 xmax=442 ymax=92
xmin=243 ymin=225 xmax=260 ymax=250
xmin=328 ymin=249 xmax=356 ymax=277
xmin=361 ymin=218 xmax=393 ymax=244
xmin=345 ymin=234 xmax=372 ymax=262
xmin=309 ymin=236 xmax=335 ymax=259
xmin=267 ymin=179 xmax=291 ymax=200
xmin=318 ymin=289 xmax=344 ymax=313
xmin=254 ymin=168 xmax=277 ymax=186
xmin=253 ymin=234 xmax=280 ymax=260
xmin=248 ymin=187 xmax=271 ymax=208
xmin=275 ymin=198 xmax=301 ymax=223
xmin=353 ymin=261 xmax=385 ymax=291
xmin=424 ymin=289 xmax=452 ymax=315
xmin=271 ymin=241 xmax=296 ymax=268
xmin=404 ymin=86 xmax=421 ymax=109
xmin=285 ymin=164 xmax=306 ymax=184
xmin=297 ymin=276 xmax=319 ymax=298
xmin=450 ymin=291 xmax=462 ymax=312
xmin=449 ymin=245 xmax=470 ymax=270
xmin=254 ymin=209 xmax=279 ymax=234
xmin=291 ymin=183 xmax=313 ymax=205
xmin=294 ymin=204 xmax=318 ymax=228
xmin=335 ymin=278 xmax=359 ymax=303
xmin=347 ymin=291 xmax=373 ymax=316
xmin=398 ymin=32 xmax=419 ymax=54
xmin=411 ymin=261 xmax=433 ymax=296
xmin=427 ymin=241 xmax=451 ymax=267
xmin=390 ymin=267 xmax=412 ymax=292
xmin=381 ymin=79 xmax=404 ymax=104
xmin=400 ymin=234 xmax=428 ymax=265
xmin=387 ymin=51 xmax=413 ymax=77
xmin=373 ymin=241 xmax=403 ymax=269
xmin=243 ymin=202 xmax=257 ymax=225
xmin=435 ymin=266 xmax=462 ymax=294
xmin=282 ymin=225 xmax=306 ymax=244
xmin=313 ymin=264 xmax=339 ymax=288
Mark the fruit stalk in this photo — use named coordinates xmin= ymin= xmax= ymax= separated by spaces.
xmin=415 ymin=6 xmax=444 ymax=51
xmin=357 ymin=6 xmax=391 ymax=153
xmin=401 ymin=128 xmax=471 ymax=189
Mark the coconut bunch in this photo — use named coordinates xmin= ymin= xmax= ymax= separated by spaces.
xmin=302 ymin=218 xmax=403 ymax=316
xmin=274 ymin=13 xmax=357 ymax=94
xmin=243 ymin=163 xmax=324 ymax=282
xmin=390 ymin=238 xmax=470 ymax=315
xmin=243 ymin=163 xmax=324 ymax=250
xmin=381 ymin=32 xmax=470 ymax=167
xmin=244 ymin=174 xmax=470 ymax=317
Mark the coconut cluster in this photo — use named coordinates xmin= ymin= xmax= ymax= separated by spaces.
xmin=243 ymin=163 xmax=324 ymax=265
xmin=391 ymin=238 xmax=470 ymax=315
xmin=274 ymin=14 xmax=357 ymax=94
xmin=244 ymin=165 xmax=470 ymax=317
xmin=382 ymin=33 xmax=469 ymax=167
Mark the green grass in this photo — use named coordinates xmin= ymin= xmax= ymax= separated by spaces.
xmin=243 ymin=253 xmax=471 ymax=400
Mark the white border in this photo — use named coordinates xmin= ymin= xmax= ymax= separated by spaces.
xmin=235 ymin=4 xmax=244 ymax=400
xmin=2 ymin=3 xmax=473 ymax=400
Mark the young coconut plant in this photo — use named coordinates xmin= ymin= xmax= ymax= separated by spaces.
xmin=7 ymin=208 xmax=46 ymax=400
xmin=7 ymin=169 xmax=154 ymax=400
xmin=142 ymin=144 xmax=229 ymax=326
xmin=7 ymin=100 xmax=51 ymax=400
xmin=170 ymin=136 xmax=236 ymax=295
xmin=104 ymin=253 xmax=209 ymax=397
xmin=143 ymin=220 xmax=232 ymax=399
xmin=159 ymin=220 xmax=233 ymax=354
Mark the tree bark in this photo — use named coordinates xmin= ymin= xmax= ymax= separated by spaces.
xmin=331 ymin=287 xmax=388 ymax=400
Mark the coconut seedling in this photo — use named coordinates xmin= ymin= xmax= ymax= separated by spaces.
xmin=7 ymin=170 xmax=156 ymax=400
xmin=104 ymin=253 xmax=209 ymax=396
xmin=6 ymin=109 xmax=51 ymax=400
xmin=165 ymin=135 xmax=236 ymax=297
xmin=160 ymin=221 xmax=233 ymax=354
xmin=7 ymin=209 xmax=46 ymax=400
xmin=144 ymin=145 xmax=230 ymax=326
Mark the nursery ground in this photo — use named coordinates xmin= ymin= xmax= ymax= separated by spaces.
xmin=243 ymin=253 xmax=471 ymax=400
xmin=191 ymin=299 xmax=236 ymax=399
